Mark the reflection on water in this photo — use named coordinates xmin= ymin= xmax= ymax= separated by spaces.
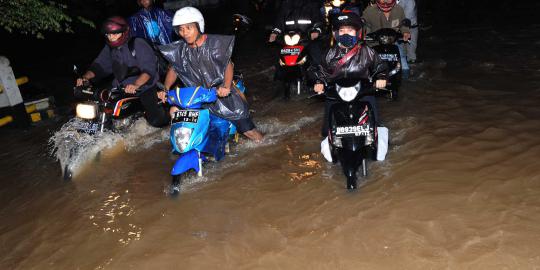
xmin=90 ymin=190 xmax=142 ymax=246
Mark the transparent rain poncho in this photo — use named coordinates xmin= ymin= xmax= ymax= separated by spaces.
xmin=159 ymin=35 xmax=250 ymax=120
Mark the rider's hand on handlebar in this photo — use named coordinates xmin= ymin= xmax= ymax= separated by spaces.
xmin=76 ymin=78 xmax=88 ymax=87
xmin=269 ymin=33 xmax=277 ymax=43
xmin=217 ymin=86 xmax=231 ymax=97
xmin=375 ymin=80 xmax=387 ymax=89
xmin=403 ymin=32 xmax=411 ymax=41
xmin=314 ymin=83 xmax=325 ymax=94
xmin=125 ymin=84 xmax=139 ymax=94
xmin=157 ymin=90 xmax=167 ymax=103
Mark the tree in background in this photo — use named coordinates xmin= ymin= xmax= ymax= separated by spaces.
xmin=0 ymin=0 xmax=94 ymax=38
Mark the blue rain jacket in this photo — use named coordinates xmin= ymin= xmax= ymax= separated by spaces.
xmin=129 ymin=7 xmax=175 ymax=45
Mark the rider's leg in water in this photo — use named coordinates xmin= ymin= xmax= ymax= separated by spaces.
xmin=406 ymin=27 xmax=418 ymax=63
xmin=231 ymin=117 xmax=264 ymax=143
xmin=321 ymin=99 xmax=337 ymax=137
xmin=398 ymin=43 xmax=410 ymax=79
xmin=140 ymin=87 xmax=170 ymax=127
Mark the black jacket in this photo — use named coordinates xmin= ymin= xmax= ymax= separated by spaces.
xmin=272 ymin=0 xmax=323 ymax=35
xmin=309 ymin=44 xmax=388 ymax=86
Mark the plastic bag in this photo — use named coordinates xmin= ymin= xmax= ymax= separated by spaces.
xmin=321 ymin=137 xmax=333 ymax=162
xmin=159 ymin=35 xmax=250 ymax=120
xmin=377 ymin=126 xmax=389 ymax=161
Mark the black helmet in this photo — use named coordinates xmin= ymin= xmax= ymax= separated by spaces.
xmin=332 ymin=12 xmax=363 ymax=30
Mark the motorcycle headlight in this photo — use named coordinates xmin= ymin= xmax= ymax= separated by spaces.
xmin=284 ymin=34 xmax=301 ymax=46
xmin=379 ymin=35 xmax=396 ymax=45
xmin=76 ymin=103 xmax=98 ymax=120
xmin=174 ymin=127 xmax=193 ymax=153
xmin=337 ymin=83 xmax=361 ymax=102
xmin=332 ymin=0 xmax=345 ymax=7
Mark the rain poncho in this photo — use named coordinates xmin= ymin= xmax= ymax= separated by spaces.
xmin=159 ymin=35 xmax=250 ymax=120
xmin=128 ymin=8 xmax=174 ymax=45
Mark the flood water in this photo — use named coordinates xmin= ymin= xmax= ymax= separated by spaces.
xmin=2 ymin=22 xmax=540 ymax=269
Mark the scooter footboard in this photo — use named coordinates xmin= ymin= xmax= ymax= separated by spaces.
xmin=171 ymin=149 xmax=201 ymax=176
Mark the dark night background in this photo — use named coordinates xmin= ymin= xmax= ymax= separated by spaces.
xmin=0 ymin=0 xmax=531 ymax=107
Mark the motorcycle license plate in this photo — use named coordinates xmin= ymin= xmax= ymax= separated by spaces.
xmin=281 ymin=47 xmax=301 ymax=56
xmin=172 ymin=110 xmax=199 ymax=124
xmin=75 ymin=121 xmax=100 ymax=134
xmin=379 ymin=53 xmax=399 ymax=62
xmin=335 ymin=125 xmax=370 ymax=136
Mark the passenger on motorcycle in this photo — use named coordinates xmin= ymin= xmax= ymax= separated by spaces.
xmin=158 ymin=7 xmax=264 ymax=142
xmin=310 ymin=12 xmax=388 ymax=136
xmin=362 ymin=0 xmax=410 ymax=72
xmin=75 ymin=16 xmax=170 ymax=128
xmin=128 ymin=0 xmax=175 ymax=46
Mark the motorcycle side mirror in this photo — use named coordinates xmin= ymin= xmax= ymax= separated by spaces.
xmin=401 ymin=19 xmax=412 ymax=28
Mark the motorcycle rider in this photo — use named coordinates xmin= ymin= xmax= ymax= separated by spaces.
xmin=158 ymin=7 xmax=264 ymax=142
xmin=269 ymin=0 xmax=324 ymax=99
xmin=397 ymin=0 xmax=418 ymax=63
xmin=310 ymin=12 xmax=388 ymax=137
xmin=128 ymin=0 xmax=174 ymax=46
xmin=76 ymin=16 xmax=170 ymax=128
xmin=362 ymin=0 xmax=410 ymax=73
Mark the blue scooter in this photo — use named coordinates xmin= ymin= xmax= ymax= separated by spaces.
xmin=166 ymin=81 xmax=246 ymax=195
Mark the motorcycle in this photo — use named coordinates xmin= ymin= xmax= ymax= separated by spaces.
xmin=320 ymin=81 xmax=389 ymax=190
xmin=276 ymin=29 xmax=310 ymax=97
xmin=365 ymin=19 xmax=412 ymax=100
xmin=166 ymin=79 xmax=246 ymax=195
xmin=57 ymin=82 xmax=143 ymax=180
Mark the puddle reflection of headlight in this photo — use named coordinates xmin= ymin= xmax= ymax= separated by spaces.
xmin=76 ymin=103 xmax=98 ymax=119
xmin=174 ymin=127 xmax=193 ymax=152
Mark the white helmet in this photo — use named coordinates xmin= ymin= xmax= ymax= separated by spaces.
xmin=172 ymin=7 xmax=205 ymax=33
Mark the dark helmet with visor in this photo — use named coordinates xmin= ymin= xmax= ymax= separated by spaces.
xmin=101 ymin=16 xmax=130 ymax=48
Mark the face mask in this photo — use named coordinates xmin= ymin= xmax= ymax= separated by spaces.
xmin=337 ymin=34 xmax=357 ymax=48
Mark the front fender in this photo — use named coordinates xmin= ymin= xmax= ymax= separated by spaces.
xmin=171 ymin=149 xmax=200 ymax=176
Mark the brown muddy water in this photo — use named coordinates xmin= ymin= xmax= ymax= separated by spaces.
xmin=1 ymin=24 xmax=540 ymax=269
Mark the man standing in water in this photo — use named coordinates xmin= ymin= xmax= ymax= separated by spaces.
xmin=158 ymin=7 xmax=264 ymax=142
xmin=397 ymin=0 xmax=418 ymax=63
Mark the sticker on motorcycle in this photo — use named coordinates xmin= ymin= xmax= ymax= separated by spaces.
xmin=379 ymin=53 xmax=399 ymax=62
xmin=172 ymin=110 xmax=200 ymax=124
xmin=335 ymin=125 xmax=371 ymax=136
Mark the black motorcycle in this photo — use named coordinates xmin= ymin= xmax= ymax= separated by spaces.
xmin=365 ymin=20 xmax=411 ymax=100
xmin=323 ymin=81 xmax=389 ymax=189
xmin=55 ymin=82 xmax=143 ymax=180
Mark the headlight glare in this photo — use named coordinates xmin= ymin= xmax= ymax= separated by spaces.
xmin=76 ymin=103 xmax=98 ymax=119
xmin=174 ymin=127 xmax=193 ymax=152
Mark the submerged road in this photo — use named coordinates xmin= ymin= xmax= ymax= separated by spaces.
xmin=1 ymin=22 xmax=540 ymax=269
